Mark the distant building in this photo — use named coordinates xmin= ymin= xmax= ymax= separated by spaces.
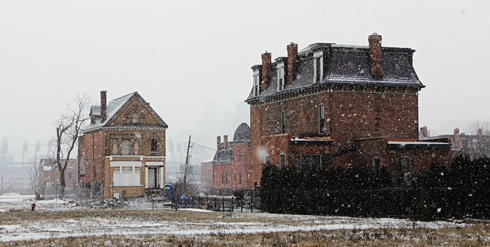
xmin=38 ymin=159 xmax=78 ymax=198
xmin=424 ymin=126 xmax=490 ymax=159
xmin=78 ymin=91 xmax=168 ymax=199
xmin=245 ymin=33 xmax=452 ymax=188
xmin=201 ymin=123 xmax=251 ymax=195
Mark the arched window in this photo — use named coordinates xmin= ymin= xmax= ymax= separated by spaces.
xmin=151 ymin=139 xmax=158 ymax=152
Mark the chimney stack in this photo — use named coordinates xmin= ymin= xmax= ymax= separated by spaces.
xmin=287 ymin=42 xmax=298 ymax=85
xmin=261 ymin=52 xmax=272 ymax=91
xmin=420 ymin=126 xmax=428 ymax=138
xmin=100 ymin=90 xmax=107 ymax=122
xmin=368 ymin=33 xmax=383 ymax=78
xmin=454 ymin=128 xmax=460 ymax=149
xmin=215 ymin=136 xmax=221 ymax=160
xmin=224 ymin=135 xmax=228 ymax=149
xmin=462 ymin=140 xmax=469 ymax=155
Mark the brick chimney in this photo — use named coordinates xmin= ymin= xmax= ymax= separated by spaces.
xmin=420 ymin=126 xmax=428 ymax=138
xmin=215 ymin=136 xmax=221 ymax=160
xmin=100 ymin=90 xmax=107 ymax=122
xmin=462 ymin=139 xmax=469 ymax=155
xmin=287 ymin=42 xmax=298 ymax=85
xmin=368 ymin=33 xmax=383 ymax=79
xmin=454 ymin=128 xmax=460 ymax=149
xmin=261 ymin=52 xmax=272 ymax=91
xmin=224 ymin=135 xmax=228 ymax=149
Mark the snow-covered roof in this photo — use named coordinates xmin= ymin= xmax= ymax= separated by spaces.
xmin=388 ymin=141 xmax=451 ymax=148
xmin=84 ymin=91 xmax=168 ymax=132
xmin=246 ymin=42 xmax=423 ymax=102
xmin=90 ymin=105 xmax=101 ymax=116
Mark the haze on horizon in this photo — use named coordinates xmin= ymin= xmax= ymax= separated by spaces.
xmin=1 ymin=1 xmax=489 ymax=165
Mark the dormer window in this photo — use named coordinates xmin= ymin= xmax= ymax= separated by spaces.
xmin=277 ymin=62 xmax=285 ymax=91
xmin=253 ymin=70 xmax=260 ymax=97
xmin=313 ymin=51 xmax=323 ymax=83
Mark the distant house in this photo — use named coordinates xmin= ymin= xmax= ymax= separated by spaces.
xmin=245 ymin=33 xmax=452 ymax=188
xmin=201 ymin=123 xmax=251 ymax=195
xmin=78 ymin=91 xmax=168 ymax=199
xmin=38 ymin=159 xmax=77 ymax=197
xmin=424 ymin=126 xmax=490 ymax=159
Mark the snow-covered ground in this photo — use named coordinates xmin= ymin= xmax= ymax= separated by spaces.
xmin=0 ymin=193 xmax=468 ymax=243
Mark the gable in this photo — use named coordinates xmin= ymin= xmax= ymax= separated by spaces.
xmin=106 ymin=93 xmax=168 ymax=128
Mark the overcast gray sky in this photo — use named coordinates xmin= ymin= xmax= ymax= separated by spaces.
xmin=1 ymin=1 xmax=489 ymax=162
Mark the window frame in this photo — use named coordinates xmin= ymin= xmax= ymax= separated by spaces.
xmin=313 ymin=51 xmax=323 ymax=83
xmin=277 ymin=62 xmax=285 ymax=91
xmin=281 ymin=110 xmax=286 ymax=134
xmin=400 ymin=156 xmax=411 ymax=186
xmin=279 ymin=153 xmax=285 ymax=169
xmin=318 ymin=103 xmax=325 ymax=134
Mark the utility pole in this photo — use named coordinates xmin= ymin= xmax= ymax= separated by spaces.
xmin=183 ymin=135 xmax=191 ymax=196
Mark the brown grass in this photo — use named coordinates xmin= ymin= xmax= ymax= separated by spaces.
xmin=1 ymin=208 xmax=489 ymax=246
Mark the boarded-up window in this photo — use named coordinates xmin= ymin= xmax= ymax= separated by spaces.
xmin=79 ymin=154 xmax=85 ymax=176
xmin=112 ymin=139 xmax=118 ymax=155
xmin=134 ymin=141 xmax=139 ymax=155
xmin=121 ymin=140 xmax=131 ymax=155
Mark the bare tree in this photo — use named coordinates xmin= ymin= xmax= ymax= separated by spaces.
xmin=54 ymin=93 xmax=90 ymax=198
xmin=26 ymin=159 xmax=42 ymax=200
xmin=466 ymin=118 xmax=490 ymax=136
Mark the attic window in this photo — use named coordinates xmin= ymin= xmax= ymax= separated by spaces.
xmin=313 ymin=51 xmax=323 ymax=83
xmin=253 ymin=70 xmax=260 ymax=97
xmin=277 ymin=62 xmax=285 ymax=91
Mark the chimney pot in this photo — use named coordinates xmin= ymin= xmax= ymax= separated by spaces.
xmin=100 ymin=90 xmax=107 ymax=122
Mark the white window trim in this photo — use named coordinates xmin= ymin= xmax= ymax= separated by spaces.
xmin=277 ymin=62 xmax=285 ymax=91
xmin=111 ymin=161 xmax=142 ymax=187
xmin=313 ymin=51 xmax=323 ymax=83
xmin=253 ymin=70 xmax=260 ymax=96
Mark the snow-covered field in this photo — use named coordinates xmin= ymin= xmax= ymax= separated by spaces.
xmin=0 ymin=193 xmax=480 ymax=245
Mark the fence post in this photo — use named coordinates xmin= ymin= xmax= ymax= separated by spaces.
xmin=251 ymin=191 xmax=254 ymax=213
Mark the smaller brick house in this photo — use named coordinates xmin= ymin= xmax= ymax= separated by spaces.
xmin=78 ymin=91 xmax=168 ymax=199
xmin=38 ymin=159 xmax=78 ymax=197
xmin=201 ymin=123 xmax=251 ymax=195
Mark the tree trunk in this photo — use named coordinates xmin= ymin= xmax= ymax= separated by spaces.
xmin=59 ymin=168 xmax=66 ymax=198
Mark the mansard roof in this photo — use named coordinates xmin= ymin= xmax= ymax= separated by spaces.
xmin=233 ymin=123 xmax=250 ymax=141
xmin=246 ymin=42 xmax=424 ymax=102
xmin=84 ymin=91 xmax=168 ymax=132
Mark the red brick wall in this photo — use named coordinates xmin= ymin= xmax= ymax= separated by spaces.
xmin=78 ymin=130 xmax=106 ymax=198
xmin=230 ymin=141 xmax=251 ymax=189
xmin=249 ymin=85 xmax=421 ymax=188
